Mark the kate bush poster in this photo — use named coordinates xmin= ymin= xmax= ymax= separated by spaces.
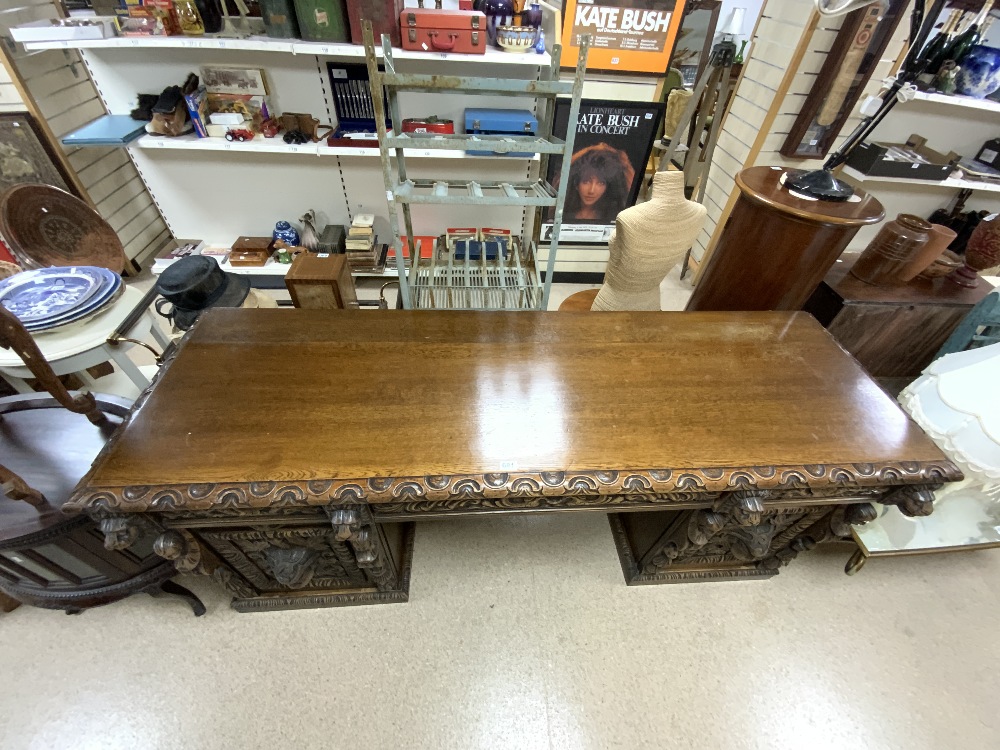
xmin=542 ymin=98 xmax=664 ymax=245
xmin=560 ymin=0 xmax=686 ymax=74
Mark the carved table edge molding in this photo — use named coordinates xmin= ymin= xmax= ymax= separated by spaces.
xmin=65 ymin=461 xmax=962 ymax=513
xmin=230 ymin=522 xmax=415 ymax=613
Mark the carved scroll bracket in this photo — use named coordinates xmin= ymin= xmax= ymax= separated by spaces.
xmin=154 ymin=529 xmax=203 ymax=573
xmin=757 ymin=502 xmax=877 ymax=572
xmin=881 ymin=484 xmax=940 ymax=517
xmin=640 ymin=490 xmax=772 ymax=573
xmin=98 ymin=514 xmax=158 ymax=551
xmin=326 ymin=505 xmax=398 ymax=591
xmin=153 ymin=527 xmax=256 ymax=599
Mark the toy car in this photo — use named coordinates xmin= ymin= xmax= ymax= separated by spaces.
xmin=225 ymin=128 xmax=254 ymax=142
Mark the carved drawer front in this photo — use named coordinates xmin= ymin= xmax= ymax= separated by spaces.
xmin=198 ymin=526 xmax=369 ymax=593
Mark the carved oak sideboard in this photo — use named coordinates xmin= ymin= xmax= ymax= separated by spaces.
xmin=67 ymin=310 xmax=960 ymax=611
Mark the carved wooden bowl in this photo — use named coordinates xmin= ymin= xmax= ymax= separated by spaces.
xmin=0 ymin=184 xmax=126 ymax=274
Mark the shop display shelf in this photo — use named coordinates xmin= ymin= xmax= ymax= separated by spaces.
xmin=380 ymin=72 xmax=571 ymax=96
xmin=842 ymin=166 xmax=1000 ymax=194
xmin=152 ymin=257 xmax=397 ymax=278
xmin=368 ymin=27 xmax=586 ymax=310
xmin=910 ymin=91 xmax=1000 ymax=115
xmin=407 ymin=242 xmax=542 ymax=311
xmin=132 ymin=133 xmax=540 ymax=160
xmin=383 ymin=133 xmax=565 ymax=155
xmin=20 ymin=35 xmax=551 ymax=67
xmin=393 ymin=178 xmax=558 ymax=206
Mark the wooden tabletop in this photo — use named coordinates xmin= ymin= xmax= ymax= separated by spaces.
xmin=70 ymin=309 xmax=959 ymax=512
xmin=737 ymin=167 xmax=884 ymax=226
xmin=824 ymin=255 xmax=993 ymax=306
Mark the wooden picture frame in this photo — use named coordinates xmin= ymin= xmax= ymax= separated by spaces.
xmin=780 ymin=0 xmax=908 ymax=160
xmin=560 ymin=0 xmax=688 ymax=75
xmin=0 ymin=113 xmax=78 ymax=197
xmin=670 ymin=0 xmax=722 ymax=86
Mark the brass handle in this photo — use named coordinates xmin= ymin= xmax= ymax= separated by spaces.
xmin=379 ymin=281 xmax=399 ymax=309
xmin=106 ymin=334 xmax=165 ymax=365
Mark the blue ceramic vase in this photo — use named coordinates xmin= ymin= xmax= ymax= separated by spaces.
xmin=478 ymin=0 xmax=514 ymax=47
xmin=524 ymin=2 xmax=543 ymax=43
xmin=273 ymin=220 xmax=300 ymax=246
xmin=956 ymin=45 xmax=1000 ymax=98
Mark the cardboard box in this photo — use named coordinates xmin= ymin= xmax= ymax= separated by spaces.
xmin=845 ymin=134 xmax=959 ymax=182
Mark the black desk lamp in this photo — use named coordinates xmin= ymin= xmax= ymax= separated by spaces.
xmin=786 ymin=0 xmax=934 ymax=201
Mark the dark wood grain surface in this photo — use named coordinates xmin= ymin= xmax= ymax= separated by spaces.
xmin=735 ymin=167 xmax=884 ymax=226
xmin=686 ymin=167 xmax=885 ymax=312
xmin=80 ymin=309 xmax=951 ymax=494
xmin=804 ymin=256 xmax=994 ymax=378
xmin=824 ymin=255 xmax=992 ymax=306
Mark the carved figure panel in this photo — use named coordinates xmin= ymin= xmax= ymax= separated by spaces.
xmin=640 ymin=492 xmax=834 ymax=574
xmin=198 ymin=527 xmax=367 ymax=592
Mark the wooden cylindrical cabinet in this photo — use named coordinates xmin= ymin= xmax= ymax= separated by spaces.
xmin=686 ymin=167 xmax=885 ymax=311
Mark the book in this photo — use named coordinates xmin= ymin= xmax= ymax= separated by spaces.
xmin=184 ymin=86 xmax=209 ymax=138
xmin=387 ymin=235 xmax=435 ymax=268
xmin=352 ymin=213 xmax=375 ymax=227
xmin=60 ymin=115 xmax=147 ymax=146
xmin=346 ymin=236 xmax=374 ymax=251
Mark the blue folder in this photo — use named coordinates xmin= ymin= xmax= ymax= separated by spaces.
xmin=61 ymin=115 xmax=147 ymax=146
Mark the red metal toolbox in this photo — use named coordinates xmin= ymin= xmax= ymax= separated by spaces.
xmin=401 ymin=116 xmax=454 ymax=134
xmin=400 ymin=9 xmax=486 ymax=54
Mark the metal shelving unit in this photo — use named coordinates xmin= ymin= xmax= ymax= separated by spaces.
xmin=364 ymin=24 xmax=589 ymax=310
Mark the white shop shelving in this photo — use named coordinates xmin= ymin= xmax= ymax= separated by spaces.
xmin=842 ymin=166 xmax=1000 ymax=194
xmin=910 ymin=90 xmax=1000 ymax=114
xmin=48 ymin=30 xmax=556 ymax=249
xmin=841 ymin=88 xmax=1000 ymax=251
xmin=22 ymin=34 xmax=551 ymax=67
xmin=132 ymin=133 xmax=542 ymax=160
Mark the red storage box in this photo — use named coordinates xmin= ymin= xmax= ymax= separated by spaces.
xmin=348 ymin=0 xmax=403 ymax=47
xmin=400 ymin=9 xmax=486 ymax=54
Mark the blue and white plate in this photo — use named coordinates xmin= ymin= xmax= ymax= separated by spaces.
xmin=0 ymin=266 xmax=109 ymax=323
xmin=24 ymin=272 xmax=123 ymax=332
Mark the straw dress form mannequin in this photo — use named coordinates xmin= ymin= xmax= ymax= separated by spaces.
xmin=592 ymin=170 xmax=707 ymax=311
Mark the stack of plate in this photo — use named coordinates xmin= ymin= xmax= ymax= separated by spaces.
xmin=0 ymin=266 xmax=123 ymax=333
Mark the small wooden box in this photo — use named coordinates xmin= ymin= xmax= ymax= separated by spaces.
xmin=229 ymin=236 xmax=272 ymax=267
xmin=285 ymin=252 xmax=358 ymax=309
